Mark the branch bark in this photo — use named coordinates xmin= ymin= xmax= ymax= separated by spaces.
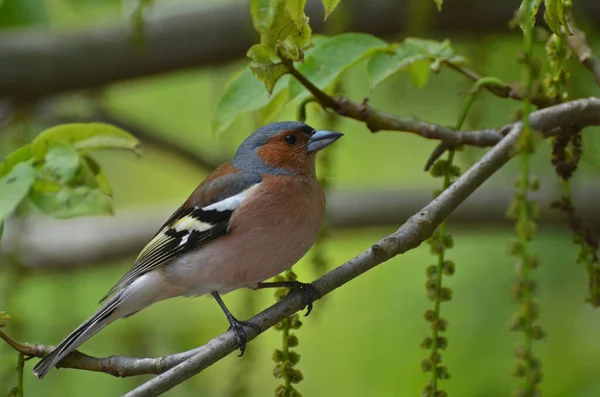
xmin=123 ymin=122 xmax=525 ymax=396
xmin=3 ymin=97 xmax=599 ymax=395
xmin=3 ymin=98 xmax=600 ymax=269
xmin=565 ymin=21 xmax=600 ymax=88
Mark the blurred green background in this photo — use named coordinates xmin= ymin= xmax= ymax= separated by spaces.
xmin=2 ymin=0 xmax=600 ymax=396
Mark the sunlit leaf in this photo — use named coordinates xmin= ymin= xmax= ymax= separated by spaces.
xmin=408 ymin=59 xmax=431 ymax=89
xmin=255 ymin=88 xmax=290 ymax=125
xmin=433 ymin=0 xmax=443 ymax=11
xmin=32 ymin=123 xmax=140 ymax=161
xmin=544 ymin=0 xmax=571 ymax=35
xmin=367 ymin=38 xmax=468 ymax=89
xmin=32 ymin=179 xmax=61 ymax=194
xmin=247 ymin=44 xmax=290 ymax=93
xmin=289 ymin=33 xmax=389 ymax=102
xmin=0 ymin=144 xmax=32 ymax=178
xmin=30 ymin=186 xmax=112 ymax=219
xmin=518 ymin=0 xmax=542 ymax=31
xmin=82 ymin=155 xmax=112 ymax=196
xmin=286 ymin=0 xmax=307 ymax=29
xmin=321 ymin=0 xmax=340 ymax=19
xmin=213 ymin=67 xmax=290 ymax=134
xmin=43 ymin=142 xmax=81 ymax=184
xmin=0 ymin=162 xmax=34 ymax=223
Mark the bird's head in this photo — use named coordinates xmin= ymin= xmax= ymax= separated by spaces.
xmin=232 ymin=121 xmax=343 ymax=176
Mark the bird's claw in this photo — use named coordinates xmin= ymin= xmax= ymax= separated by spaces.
xmin=227 ymin=319 xmax=260 ymax=357
xmin=290 ymin=282 xmax=320 ymax=317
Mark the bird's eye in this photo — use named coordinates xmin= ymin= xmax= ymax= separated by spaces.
xmin=284 ymin=134 xmax=297 ymax=145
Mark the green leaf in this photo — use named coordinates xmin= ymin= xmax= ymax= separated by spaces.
xmin=367 ymin=38 xmax=468 ymax=89
xmin=0 ymin=162 xmax=35 ymax=223
xmin=30 ymin=186 xmax=112 ymax=219
xmin=255 ymin=88 xmax=290 ymax=125
xmin=247 ymin=44 xmax=290 ymax=93
xmin=289 ymin=33 xmax=389 ymax=102
xmin=544 ymin=0 xmax=571 ymax=35
xmin=286 ymin=0 xmax=307 ymax=29
xmin=213 ymin=67 xmax=290 ymax=134
xmin=82 ymin=155 xmax=112 ymax=196
xmin=433 ymin=0 xmax=443 ymax=11
xmin=250 ymin=0 xmax=311 ymax=60
xmin=408 ymin=59 xmax=431 ymax=89
xmin=518 ymin=0 xmax=542 ymax=31
xmin=321 ymin=0 xmax=340 ymax=19
xmin=43 ymin=142 xmax=81 ymax=184
xmin=32 ymin=123 xmax=140 ymax=161
xmin=0 ymin=144 xmax=33 ymax=178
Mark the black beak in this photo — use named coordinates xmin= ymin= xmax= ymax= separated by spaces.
xmin=306 ymin=130 xmax=343 ymax=152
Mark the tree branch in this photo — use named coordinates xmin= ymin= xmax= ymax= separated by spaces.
xmin=2 ymin=98 xmax=598 ymax=395
xmin=287 ymin=61 xmax=600 ymax=146
xmin=565 ymin=21 xmax=600 ymax=88
xmin=445 ymin=63 xmax=556 ymax=108
xmin=122 ymin=122 xmax=525 ymax=397
xmin=3 ymin=98 xmax=599 ymax=269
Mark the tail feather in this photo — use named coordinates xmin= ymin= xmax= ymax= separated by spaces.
xmin=33 ymin=297 xmax=120 ymax=379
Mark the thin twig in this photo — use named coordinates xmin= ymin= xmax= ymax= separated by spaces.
xmin=122 ymin=122 xmax=525 ymax=397
xmin=565 ymin=20 xmax=600 ymax=88
xmin=284 ymin=63 xmax=594 ymax=150
xmin=2 ymin=98 xmax=599 ymax=392
xmin=446 ymin=63 xmax=557 ymax=108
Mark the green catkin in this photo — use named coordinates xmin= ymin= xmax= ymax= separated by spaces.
xmin=509 ymin=2 xmax=544 ymax=395
xmin=273 ymin=269 xmax=304 ymax=397
xmin=423 ymin=150 xmax=459 ymax=397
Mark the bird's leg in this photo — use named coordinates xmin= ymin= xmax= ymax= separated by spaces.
xmin=211 ymin=292 xmax=260 ymax=356
xmin=254 ymin=281 xmax=320 ymax=316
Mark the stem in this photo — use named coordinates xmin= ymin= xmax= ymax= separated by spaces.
xmin=16 ymin=353 xmax=24 ymax=397
xmin=281 ymin=318 xmax=291 ymax=396
xmin=515 ymin=1 xmax=538 ymax=395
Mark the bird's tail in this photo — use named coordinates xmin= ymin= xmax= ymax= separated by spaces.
xmin=32 ymin=294 xmax=122 ymax=379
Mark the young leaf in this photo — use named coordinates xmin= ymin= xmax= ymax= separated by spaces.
xmin=0 ymin=162 xmax=35 ymax=223
xmin=213 ymin=67 xmax=270 ymax=134
xmin=322 ymin=0 xmax=340 ymax=19
xmin=30 ymin=186 xmax=113 ymax=219
xmin=82 ymin=155 xmax=112 ymax=196
xmin=518 ymin=0 xmax=542 ymax=31
xmin=213 ymin=67 xmax=289 ymax=134
xmin=286 ymin=0 xmax=307 ymax=29
xmin=248 ymin=43 xmax=290 ymax=92
xmin=289 ymin=33 xmax=389 ymax=102
xmin=32 ymin=123 xmax=140 ymax=161
xmin=434 ymin=0 xmax=443 ymax=11
xmin=367 ymin=38 xmax=468 ymax=89
xmin=43 ymin=142 xmax=81 ymax=184
xmin=408 ymin=59 xmax=431 ymax=89
xmin=0 ymin=144 xmax=33 ymax=178
xmin=544 ymin=0 xmax=571 ymax=35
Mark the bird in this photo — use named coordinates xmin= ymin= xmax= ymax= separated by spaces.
xmin=32 ymin=121 xmax=343 ymax=379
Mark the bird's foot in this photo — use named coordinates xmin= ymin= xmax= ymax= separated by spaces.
xmin=227 ymin=318 xmax=260 ymax=357
xmin=289 ymin=281 xmax=320 ymax=317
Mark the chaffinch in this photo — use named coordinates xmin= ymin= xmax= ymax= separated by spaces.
xmin=33 ymin=121 xmax=343 ymax=379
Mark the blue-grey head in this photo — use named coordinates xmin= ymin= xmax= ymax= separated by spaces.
xmin=232 ymin=121 xmax=343 ymax=176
